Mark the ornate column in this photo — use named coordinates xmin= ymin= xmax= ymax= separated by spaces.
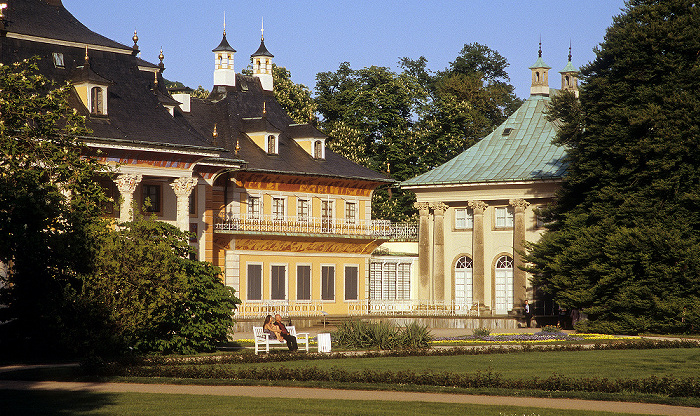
xmin=171 ymin=177 xmax=199 ymax=232
xmin=115 ymin=173 xmax=142 ymax=223
xmin=414 ymin=202 xmax=431 ymax=302
xmin=431 ymin=202 xmax=448 ymax=302
xmin=468 ymin=200 xmax=488 ymax=307
xmin=510 ymin=198 xmax=530 ymax=308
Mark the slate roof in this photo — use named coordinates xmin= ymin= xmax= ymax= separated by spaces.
xmin=5 ymin=0 xmax=131 ymax=51
xmin=180 ymin=77 xmax=392 ymax=182
xmin=5 ymin=0 xmax=390 ymax=183
xmin=402 ymin=93 xmax=567 ymax=187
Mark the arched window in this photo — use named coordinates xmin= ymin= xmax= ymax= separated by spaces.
xmin=565 ymin=75 xmax=570 ymax=87
xmin=494 ymin=255 xmax=514 ymax=314
xmin=91 ymin=87 xmax=103 ymax=114
xmin=267 ymin=135 xmax=276 ymax=154
xmin=314 ymin=140 xmax=323 ymax=159
xmin=536 ymin=71 xmax=540 ymax=83
xmin=454 ymin=256 xmax=473 ymax=308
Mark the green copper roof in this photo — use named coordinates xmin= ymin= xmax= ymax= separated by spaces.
xmin=402 ymin=92 xmax=567 ymax=187
xmin=559 ymin=60 xmax=579 ymax=73
xmin=529 ymin=56 xmax=551 ymax=69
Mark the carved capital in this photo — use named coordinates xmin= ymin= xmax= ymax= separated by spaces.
xmin=115 ymin=174 xmax=142 ymax=194
xmin=468 ymin=200 xmax=488 ymax=213
xmin=430 ymin=202 xmax=449 ymax=215
xmin=171 ymin=177 xmax=198 ymax=198
xmin=414 ymin=202 xmax=431 ymax=215
xmin=509 ymin=198 xmax=530 ymax=212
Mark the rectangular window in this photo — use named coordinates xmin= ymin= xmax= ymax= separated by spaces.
xmin=271 ymin=265 xmax=286 ymax=300
xmin=272 ymin=197 xmax=285 ymax=221
xmin=321 ymin=199 xmax=333 ymax=232
xmin=345 ymin=266 xmax=358 ymax=300
xmin=296 ymin=265 xmax=311 ymax=300
xmin=345 ymin=202 xmax=357 ymax=225
xmin=370 ymin=261 xmax=411 ymax=300
xmin=455 ymin=208 xmax=473 ymax=229
xmin=189 ymin=188 xmax=197 ymax=216
xmin=297 ymin=198 xmax=310 ymax=222
xmin=495 ymin=207 xmax=514 ymax=228
xmin=143 ymin=184 xmax=161 ymax=213
xmin=248 ymin=196 xmax=261 ymax=219
xmin=247 ymin=264 xmax=262 ymax=300
xmin=321 ymin=265 xmax=335 ymax=300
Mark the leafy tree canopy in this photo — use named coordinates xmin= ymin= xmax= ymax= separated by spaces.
xmin=525 ymin=0 xmax=700 ymax=335
xmin=316 ymin=44 xmax=521 ymax=220
xmin=0 ymin=58 xmax=108 ymax=356
xmin=81 ymin=214 xmax=240 ymax=355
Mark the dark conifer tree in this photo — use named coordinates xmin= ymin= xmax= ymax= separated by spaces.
xmin=525 ymin=0 xmax=700 ymax=334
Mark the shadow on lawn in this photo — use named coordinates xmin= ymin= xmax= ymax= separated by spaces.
xmin=1 ymin=388 xmax=117 ymax=415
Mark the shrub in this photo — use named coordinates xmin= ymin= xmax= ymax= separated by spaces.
xmin=473 ymin=327 xmax=491 ymax=337
xmin=541 ymin=325 xmax=561 ymax=333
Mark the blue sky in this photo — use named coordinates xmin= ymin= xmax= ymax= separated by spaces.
xmin=62 ymin=0 xmax=627 ymax=99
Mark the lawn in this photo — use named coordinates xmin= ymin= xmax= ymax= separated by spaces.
xmin=179 ymin=347 xmax=700 ymax=380
xmin=0 ymin=389 xmax=648 ymax=416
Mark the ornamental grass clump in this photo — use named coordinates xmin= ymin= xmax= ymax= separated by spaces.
xmin=332 ymin=320 xmax=432 ymax=350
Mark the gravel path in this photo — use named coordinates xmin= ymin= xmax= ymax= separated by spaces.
xmin=1 ymin=380 xmax=698 ymax=416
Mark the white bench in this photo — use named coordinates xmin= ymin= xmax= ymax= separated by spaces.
xmin=253 ymin=326 xmax=309 ymax=354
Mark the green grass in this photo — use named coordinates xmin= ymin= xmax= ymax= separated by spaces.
xmin=189 ymin=348 xmax=700 ymax=380
xmin=0 ymin=389 xmax=646 ymax=416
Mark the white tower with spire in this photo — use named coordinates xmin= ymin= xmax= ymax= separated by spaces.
xmin=529 ymin=41 xmax=551 ymax=96
xmin=251 ymin=18 xmax=274 ymax=91
xmin=213 ymin=15 xmax=236 ymax=87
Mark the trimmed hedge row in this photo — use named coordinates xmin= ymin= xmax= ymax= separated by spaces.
xmin=112 ymin=365 xmax=700 ymax=397
xmin=117 ymin=338 xmax=700 ymax=367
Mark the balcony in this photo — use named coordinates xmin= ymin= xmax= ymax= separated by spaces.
xmin=215 ymin=214 xmax=417 ymax=241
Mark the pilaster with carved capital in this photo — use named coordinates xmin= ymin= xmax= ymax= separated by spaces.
xmin=114 ymin=174 xmax=142 ymax=222
xmin=468 ymin=200 xmax=487 ymax=305
xmin=509 ymin=198 xmax=530 ymax=307
xmin=414 ymin=201 xmax=431 ymax=300
xmin=430 ymin=202 xmax=449 ymax=215
xmin=171 ymin=177 xmax=198 ymax=231
xmin=509 ymin=198 xmax=530 ymax=213
xmin=468 ymin=200 xmax=488 ymax=213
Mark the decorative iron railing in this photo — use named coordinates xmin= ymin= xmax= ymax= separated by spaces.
xmin=215 ymin=214 xmax=417 ymax=241
xmin=234 ymin=300 xmax=480 ymax=319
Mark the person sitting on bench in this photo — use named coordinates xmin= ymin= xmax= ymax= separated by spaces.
xmin=263 ymin=315 xmax=284 ymax=342
xmin=274 ymin=314 xmax=298 ymax=351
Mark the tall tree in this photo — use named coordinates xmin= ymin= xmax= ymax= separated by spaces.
xmin=410 ymin=43 xmax=522 ymax=171
xmin=315 ymin=63 xmax=425 ymax=221
xmin=525 ymin=0 xmax=700 ymax=334
xmin=0 ymin=58 xmax=107 ymax=356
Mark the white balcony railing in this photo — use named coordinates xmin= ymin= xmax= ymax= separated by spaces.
xmin=215 ymin=213 xmax=417 ymax=241
xmin=234 ymin=299 xmax=480 ymax=319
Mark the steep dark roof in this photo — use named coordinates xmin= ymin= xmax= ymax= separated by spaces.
xmin=251 ymin=38 xmax=274 ymax=58
xmin=181 ymin=75 xmax=391 ymax=183
xmin=1 ymin=4 xmax=214 ymax=150
xmin=212 ymin=32 xmax=236 ymax=53
xmin=4 ymin=0 xmax=131 ymax=51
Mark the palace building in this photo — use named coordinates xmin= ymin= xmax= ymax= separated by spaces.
xmin=402 ymin=45 xmax=577 ymax=317
xmin=2 ymin=0 xmax=392 ymax=318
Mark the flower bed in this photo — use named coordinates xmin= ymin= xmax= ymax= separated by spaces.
xmin=431 ymin=332 xmax=637 ymax=345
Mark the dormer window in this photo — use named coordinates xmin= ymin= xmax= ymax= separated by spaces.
xmin=314 ymin=140 xmax=324 ymax=159
xmin=267 ymin=134 xmax=278 ymax=154
xmin=91 ymin=87 xmax=104 ymax=115
xmin=52 ymin=52 xmax=64 ymax=68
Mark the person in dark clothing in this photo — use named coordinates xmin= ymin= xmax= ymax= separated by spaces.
xmin=274 ymin=314 xmax=298 ymax=351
